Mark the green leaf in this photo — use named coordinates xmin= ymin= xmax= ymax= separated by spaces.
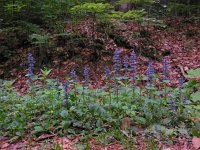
xmin=70 ymin=3 xmax=113 ymax=16
xmin=123 ymin=10 xmax=147 ymax=22
xmin=134 ymin=116 xmax=146 ymax=125
xmin=96 ymin=120 xmax=103 ymax=127
xmin=40 ymin=68 xmax=52 ymax=77
xmin=61 ymin=121 xmax=70 ymax=129
xmin=178 ymin=128 xmax=188 ymax=136
xmin=30 ymin=34 xmax=50 ymax=45
xmin=153 ymin=124 xmax=167 ymax=132
xmin=193 ymin=105 xmax=200 ymax=110
xmin=161 ymin=118 xmax=171 ymax=125
xmin=122 ymin=106 xmax=129 ymax=110
xmin=186 ymin=80 xmax=198 ymax=88
xmin=192 ymin=128 xmax=200 ymax=137
xmin=165 ymin=129 xmax=174 ymax=136
xmin=34 ymin=126 xmax=44 ymax=132
xmin=191 ymin=92 xmax=200 ymax=102
xmin=186 ymin=68 xmax=200 ymax=78
xmin=60 ymin=110 xmax=68 ymax=118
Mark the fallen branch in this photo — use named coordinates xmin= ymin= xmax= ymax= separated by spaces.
xmin=178 ymin=65 xmax=200 ymax=82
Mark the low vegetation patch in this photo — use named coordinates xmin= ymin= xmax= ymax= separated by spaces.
xmin=0 ymin=50 xmax=199 ymax=149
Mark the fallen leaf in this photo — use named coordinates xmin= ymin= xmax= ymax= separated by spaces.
xmin=0 ymin=142 xmax=9 ymax=149
xmin=192 ymin=137 xmax=200 ymax=149
xmin=121 ymin=117 xmax=132 ymax=130
xmin=0 ymin=136 xmax=7 ymax=141
xmin=36 ymin=134 xmax=55 ymax=141
xmin=163 ymin=148 xmax=171 ymax=150
xmin=0 ymin=136 xmax=9 ymax=149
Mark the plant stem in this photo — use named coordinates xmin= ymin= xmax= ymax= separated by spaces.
xmin=116 ymin=82 xmax=119 ymax=104
xmin=83 ymin=84 xmax=85 ymax=105
xmin=107 ymin=84 xmax=111 ymax=115
xmin=164 ymin=83 xmax=167 ymax=105
xmin=74 ymin=82 xmax=78 ymax=106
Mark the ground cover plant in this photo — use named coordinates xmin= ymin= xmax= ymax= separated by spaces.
xmin=1 ymin=0 xmax=200 ymax=149
xmin=0 ymin=50 xmax=199 ymax=149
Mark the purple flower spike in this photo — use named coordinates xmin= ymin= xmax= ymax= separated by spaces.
xmin=113 ymin=82 xmax=117 ymax=94
xmin=70 ymin=69 xmax=77 ymax=81
xmin=169 ymin=96 xmax=176 ymax=111
xmin=84 ymin=67 xmax=89 ymax=83
xmin=123 ymin=55 xmax=129 ymax=70
xmin=63 ymin=80 xmax=69 ymax=104
xmin=27 ymin=52 xmax=35 ymax=78
xmin=182 ymin=97 xmax=187 ymax=105
xmin=179 ymin=76 xmax=184 ymax=88
xmin=105 ymin=67 xmax=111 ymax=78
xmin=113 ymin=49 xmax=121 ymax=74
xmin=63 ymin=81 xmax=69 ymax=95
xmin=130 ymin=50 xmax=137 ymax=79
xmin=162 ymin=57 xmax=170 ymax=80
xmin=147 ymin=62 xmax=155 ymax=82
xmin=55 ymin=77 xmax=59 ymax=87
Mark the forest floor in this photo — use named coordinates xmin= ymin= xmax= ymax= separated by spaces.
xmin=1 ymin=130 xmax=200 ymax=149
xmin=1 ymin=17 xmax=200 ymax=92
xmin=0 ymin=17 xmax=200 ymax=149
xmin=1 ymin=135 xmax=200 ymax=150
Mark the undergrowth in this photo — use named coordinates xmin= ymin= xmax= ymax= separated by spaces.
xmin=0 ymin=50 xmax=200 ymax=148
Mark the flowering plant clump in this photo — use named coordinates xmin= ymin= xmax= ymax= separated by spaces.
xmin=70 ymin=69 xmax=77 ymax=82
xmin=0 ymin=50 xmax=199 ymax=148
xmin=113 ymin=49 xmax=121 ymax=75
xmin=162 ymin=57 xmax=170 ymax=80
xmin=105 ymin=67 xmax=111 ymax=79
xmin=179 ymin=76 xmax=185 ymax=88
xmin=146 ymin=62 xmax=155 ymax=86
xmin=84 ymin=67 xmax=89 ymax=84
xmin=27 ymin=52 xmax=35 ymax=79
xmin=123 ymin=55 xmax=129 ymax=71
xmin=130 ymin=50 xmax=137 ymax=81
xmin=63 ymin=80 xmax=69 ymax=104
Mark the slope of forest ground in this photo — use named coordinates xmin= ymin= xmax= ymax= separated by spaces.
xmin=1 ymin=17 xmax=200 ymax=90
xmin=0 ymin=17 xmax=200 ymax=150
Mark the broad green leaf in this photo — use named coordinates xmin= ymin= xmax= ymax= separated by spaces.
xmin=34 ymin=126 xmax=44 ymax=132
xmin=186 ymin=68 xmax=200 ymax=78
xmin=61 ymin=121 xmax=70 ymax=129
xmin=191 ymin=92 xmax=200 ymax=102
xmin=60 ymin=110 xmax=69 ymax=118
xmin=165 ymin=129 xmax=174 ymax=136
xmin=178 ymin=128 xmax=188 ymax=136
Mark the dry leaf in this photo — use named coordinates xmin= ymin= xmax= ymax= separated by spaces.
xmin=163 ymin=148 xmax=171 ymax=150
xmin=0 ymin=142 xmax=9 ymax=149
xmin=36 ymin=134 xmax=55 ymax=141
xmin=192 ymin=137 xmax=200 ymax=149
xmin=121 ymin=117 xmax=132 ymax=130
xmin=0 ymin=136 xmax=9 ymax=149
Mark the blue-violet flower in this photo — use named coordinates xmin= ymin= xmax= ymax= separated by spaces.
xmin=27 ymin=52 xmax=35 ymax=79
xmin=147 ymin=62 xmax=155 ymax=82
xmin=84 ymin=67 xmax=89 ymax=84
xmin=70 ymin=69 xmax=77 ymax=82
xmin=162 ymin=57 xmax=170 ymax=80
xmin=113 ymin=49 xmax=121 ymax=75
xmin=130 ymin=50 xmax=137 ymax=80
xmin=123 ymin=55 xmax=129 ymax=70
